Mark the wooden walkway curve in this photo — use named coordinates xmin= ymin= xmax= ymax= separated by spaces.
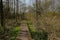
xmin=16 ymin=20 xmax=32 ymax=40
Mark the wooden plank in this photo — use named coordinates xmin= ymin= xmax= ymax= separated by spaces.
xmin=16 ymin=20 xmax=32 ymax=40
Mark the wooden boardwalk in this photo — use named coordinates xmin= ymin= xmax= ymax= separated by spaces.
xmin=16 ymin=20 xmax=32 ymax=40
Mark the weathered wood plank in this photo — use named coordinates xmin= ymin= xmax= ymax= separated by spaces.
xmin=16 ymin=20 xmax=32 ymax=40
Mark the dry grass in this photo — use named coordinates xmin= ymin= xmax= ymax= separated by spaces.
xmin=25 ymin=12 xmax=60 ymax=40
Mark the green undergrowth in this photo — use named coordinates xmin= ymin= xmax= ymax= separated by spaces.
xmin=0 ymin=25 xmax=20 ymax=40
xmin=0 ymin=21 xmax=21 ymax=40
xmin=27 ymin=20 xmax=48 ymax=40
xmin=9 ymin=26 xmax=20 ymax=40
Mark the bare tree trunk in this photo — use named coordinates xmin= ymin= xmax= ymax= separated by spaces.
xmin=0 ymin=0 xmax=5 ymax=30
xmin=16 ymin=0 xmax=18 ymax=22
xmin=22 ymin=0 xmax=26 ymax=20
xmin=35 ymin=0 xmax=40 ymax=31
xmin=0 ymin=0 xmax=5 ymax=39
xmin=14 ymin=0 xmax=16 ymax=20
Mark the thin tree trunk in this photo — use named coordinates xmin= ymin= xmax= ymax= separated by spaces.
xmin=16 ymin=0 xmax=18 ymax=22
xmin=35 ymin=0 xmax=40 ymax=31
xmin=14 ymin=0 xmax=16 ymax=19
xmin=0 ymin=0 xmax=5 ymax=31
xmin=0 ymin=0 xmax=6 ymax=39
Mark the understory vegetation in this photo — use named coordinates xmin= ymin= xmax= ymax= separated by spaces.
xmin=27 ymin=21 xmax=48 ymax=40
xmin=9 ymin=26 xmax=20 ymax=40
xmin=26 ymin=12 xmax=60 ymax=40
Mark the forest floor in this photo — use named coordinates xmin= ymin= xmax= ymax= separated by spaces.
xmin=16 ymin=20 xmax=32 ymax=40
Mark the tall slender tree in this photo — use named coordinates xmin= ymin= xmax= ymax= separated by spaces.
xmin=16 ymin=0 xmax=19 ymax=22
xmin=0 ymin=0 xmax=5 ymax=31
xmin=35 ymin=0 xmax=40 ymax=31
xmin=0 ymin=0 xmax=5 ymax=39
